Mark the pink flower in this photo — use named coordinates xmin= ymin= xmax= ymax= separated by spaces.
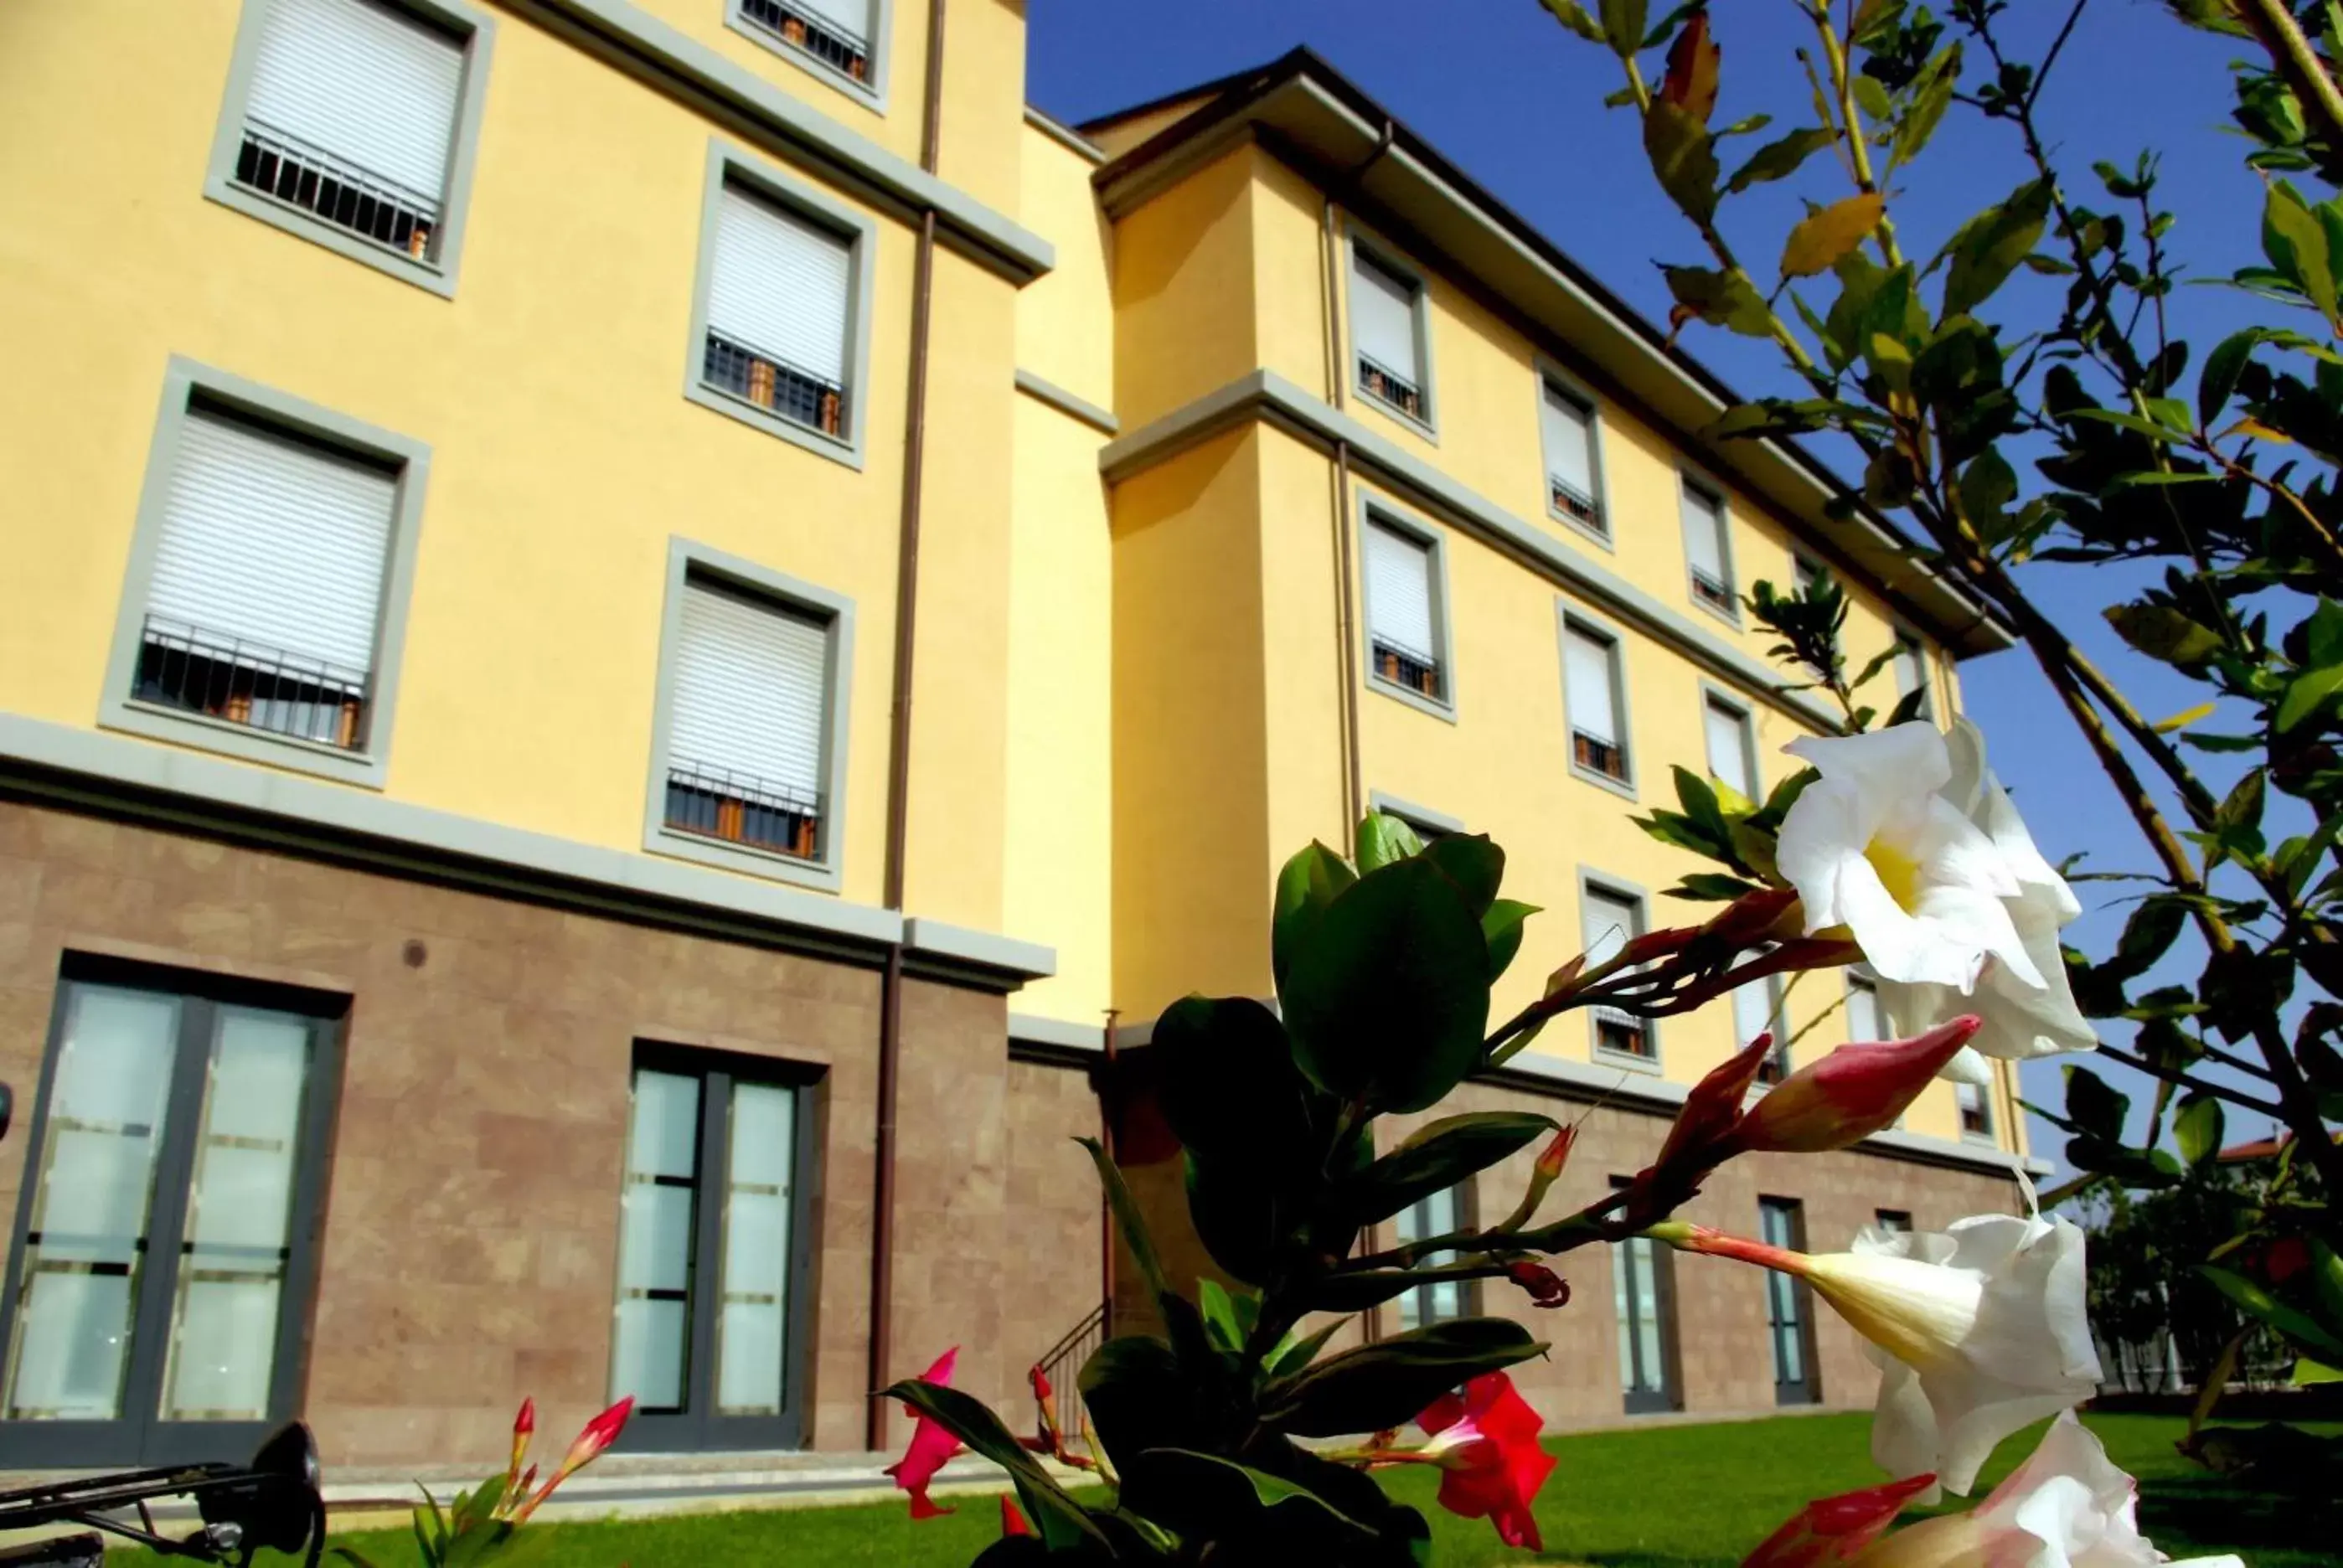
xmin=1740 ymin=1473 xmax=1935 ymax=1568
xmin=1733 ymin=1016 xmax=1982 ymax=1154
xmin=884 ymin=1347 xmax=967 ymax=1519
xmin=1505 ymin=1261 xmax=1571 ymax=1308
xmin=1000 ymin=1496 xmax=1032 ymax=1537
xmin=1416 ymin=1373 xmax=1556 ymax=1550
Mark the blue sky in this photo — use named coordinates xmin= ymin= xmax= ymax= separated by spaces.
xmin=1028 ymin=2 xmax=2300 ymax=1170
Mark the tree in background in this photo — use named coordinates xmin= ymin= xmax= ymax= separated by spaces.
xmin=1534 ymin=0 xmax=2343 ymax=1433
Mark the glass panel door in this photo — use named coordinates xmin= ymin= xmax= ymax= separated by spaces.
xmin=1612 ymin=1181 xmax=1678 ymax=1414
xmin=1761 ymin=1199 xmax=1819 ymax=1405
xmin=0 ymin=972 xmax=338 ymax=1466
xmin=611 ymin=1052 xmax=808 ymax=1451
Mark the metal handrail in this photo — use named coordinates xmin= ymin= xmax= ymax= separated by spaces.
xmin=135 ymin=615 xmax=371 ymax=751
xmin=664 ymin=761 xmax=823 ymax=859
xmin=1032 ymin=1303 xmax=1106 ymax=1440
xmin=1689 ymin=564 xmax=1736 ymax=612
xmin=1356 ymin=351 xmax=1425 ymax=416
xmin=703 ymin=331 xmax=850 ymax=436
xmin=233 ymin=120 xmax=441 ymax=261
xmin=1550 ymin=473 xmax=1603 ymax=529
xmin=736 ymin=0 xmax=871 ymax=77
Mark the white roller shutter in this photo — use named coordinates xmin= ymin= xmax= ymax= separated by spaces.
xmin=245 ymin=0 xmax=464 ymax=208
xmin=1541 ymin=384 xmax=1595 ymax=497
xmin=1563 ymin=626 xmax=1618 ymax=745
xmin=1705 ymin=697 xmax=1753 ymax=797
xmin=1845 ymin=979 xmax=1885 ymax=1042
xmin=795 ymin=0 xmax=872 ymax=41
xmin=1363 ymin=522 xmax=1436 ymax=661
xmin=1581 ymin=889 xmax=1639 ymax=967
xmin=667 ymin=580 xmax=828 ymax=804
xmin=146 ymin=411 xmax=395 ymax=679
xmin=1731 ymin=979 xmax=1776 ymax=1050
xmin=1351 ymin=251 xmax=1420 ymax=383
xmin=1681 ymin=484 xmax=1729 ymax=582
xmin=707 ymin=185 xmax=852 ymax=387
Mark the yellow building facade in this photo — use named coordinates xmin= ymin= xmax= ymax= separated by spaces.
xmin=0 ymin=8 xmax=2034 ymax=1472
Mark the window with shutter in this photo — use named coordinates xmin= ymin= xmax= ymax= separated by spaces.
xmin=1845 ymin=976 xmax=1885 ymax=1042
xmin=1681 ymin=482 xmax=1735 ymax=616
xmin=1564 ymin=624 xmax=1628 ymax=781
xmin=662 ymin=578 xmax=833 ymax=864
xmin=1582 ymin=885 xmax=1652 ymax=1059
xmin=132 ymin=408 xmax=396 ymax=754
xmin=1363 ymin=520 xmax=1444 ymax=703
xmin=1734 ymin=977 xmax=1784 ymax=1082
xmin=1353 ymin=250 xmax=1427 ymax=419
xmin=1704 ymin=695 xmax=1756 ymax=800
xmin=230 ymin=0 xmax=467 ymax=262
xmin=1541 ymin=382 xmax=1602 ymax=532
xmin=1393 ymin=1184 xmax=1470 ymax=1328
xmin=1958 ymin=1080 xmax=1994 ymax=1138
xmin=734 ymin=0 xmax=876 ymax=85
xmin=702 ymin=182 xmax=855 ymax=440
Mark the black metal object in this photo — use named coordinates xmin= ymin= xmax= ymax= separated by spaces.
xmin=1356 ymin=352 xmax=1425 ymax=419
xmin=0 ymin=1422 xmax=323 ymax=1568
xmin=703 ymin=333 xmax=848 ymax=438
xmin=1369 ymin=637 xmax=1442 ymax=700
xmin=133 ymin=615 xmax=370 ymax=752
xmin=736 ymin=0 xmax=872 ymax=81
xmin=233 ymin=124 xmax=438 ymax=261
xmin=1032 ymin=1304 xmax=1105 ymax=1440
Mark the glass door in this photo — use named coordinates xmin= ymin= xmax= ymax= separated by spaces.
xmin=0 ymin=971 xmax=340 ymax=1465
xmin=609 ymin=1049 xmax=813 ymax=1451
xmin=1760 ymin=1198 xmax=1820 ymax=1406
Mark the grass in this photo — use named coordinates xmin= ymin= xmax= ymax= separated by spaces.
xmin=116 ymin=1411 xmax=2334 ymax=1567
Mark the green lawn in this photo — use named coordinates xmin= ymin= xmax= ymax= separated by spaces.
xmin=120 ymin=1411 xmax=2332 ymax=1567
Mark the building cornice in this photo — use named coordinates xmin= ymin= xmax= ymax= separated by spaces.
xmin=1023 ymin=104 xmax=1107 ymax=165
xmin=504 ymin=0 xmax=1055 ymax=282
xmin=1014 ymin=369 xmax=1119 ymax=434
xmin=1101 ymin=369 xmax=1845 ymax=733
xmin=0 ymin=716 xmax=1055 ymax=993
xmin=1089 ymin=51 xmax=2012 ymax=657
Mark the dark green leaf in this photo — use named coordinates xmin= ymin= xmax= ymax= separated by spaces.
xmin=1078 ymin=1335 xmax=1214 ymax=1475
xmin=1482 ymin=898 xmax=1538 ymax=982
xmin=2200 ymin=1266 xmax=2343 ymax=1357
xmin=2277 ymin=663 xmax=2343 ymax=733
xmin=1272 ymin=841 xmax=1357 ymax=988
xmin=1600 ymin=0 xmax=1649 ymax=57
xmin=1941 ymin=178 xmax=2053 ymax=316
xmin=1958 ymin=449 xmax=2017 ymax=533
xmin=1644 ymin=102 xmax=1720 ymax=226
xmin=1078 ymin=1136 xmax=1167 ymax=1299
xmin=2063 ymin=1064 xmax=2130 ymax=1142
xmin=1539 ymin=0 xmax=1606 ymax=42
xmin=1336 ymin=1111 xmax=1559 ymax=1226
xmin=1119 ymin=1450 xmax=1377 ymax=1550
xmin=1280 ymin=859 xmax=1493 ymax=1112
xmin=2201 ymin=330 xmax=2271 ymax=426
xmin=2108 ymin=899 xmax=2188 ymax=981
xmin=1262 ymin=1319 xmax=1546 ymax=1437
xmin=1420 ymin=833 xmax=1505 ymax=916
xmin=1725 ymin=126 xmax=1836 ymax=195
xmin=2173 ymin=1091 xmax=2224 ymax=1168
xmin=2103 ymin=603 xmax=2222 ymax=668
xmin=1150 ymin=996 xmax=1315 ymax=1163
xmin=1269 ymin=1318 xmax=1351 ymax=1380
xmin=1662 ymin=264 xmax=1773 ymax=337
xmin=1196 ymin=1277 xmax=1244 ymax=1352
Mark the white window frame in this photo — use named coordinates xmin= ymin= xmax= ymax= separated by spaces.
xmin=1357 ymin=499 xmax=1458 ymax=723
xmin=725 ymin=0 xmax=894 ymax=113
xmin=1344 ymin=228 xmax=1438 ymax=440
xmin=1892 ymin=632 xmax=1938 ymax=721
xmin=203 ymin=0 xmax=496 ymax=297
xmin=1957 ymin=1075 xmax=1998 ymax=1144
xmin=1535 ymin=363 xmax=1610 ymax=547
xmin=643 ymin=539 xmax=857 ymax=893
xmin=1579 ymin=870 xmax=1660 ymax=1071
xmin=100 ymin=357 xmax=430 ymax=789
xmin=684 ymin=142 xmax=880 ymax=471
xmin=1699 ymin=683 xmax=1762 ymax=803
xmin=1557 ymin=606 xmax=1635 ymax=799
xmin=1679 ymin=471 xmax=1741 ymax=627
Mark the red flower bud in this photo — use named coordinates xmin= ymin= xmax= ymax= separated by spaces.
xmin=1732 ymin=1016 xmax=1981 ymax=1155
xmin=556 ymin=1396 xmax=632 ymax=1477
xmin=513 ymin=1397 xmax=535 ymax=1438
xmin=1028 ymin=1364 xmax=1053 ymax=1403
xmin=1533 ymin=1127 xmax=1575 ymax=1182
xmin=1649 ymin=1030 xmax=1778 ymax=1176
xmin=1706 ymin=887 xmax=1802 ymax=948
xmin=2264 ymin=1236 xmax=2310 ymax=1284
xmin=1742 ymin=1472 xmax=1937 ymax=1568
xmin=1000 ymin=1497 xmax=1032 ymax=1537
xmin=1505 ymin=1261 xmax=1570 ymax=1308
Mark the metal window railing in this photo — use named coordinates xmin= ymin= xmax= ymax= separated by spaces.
xmin=1572 ymin=729 xmax=1627 ymax=781
xmin=1689 ymin=565 xmax=1737 ymax=615
xmin=704 ymin=332 xmax=849 ymax=438
xmin=1370 ymin=636 xmax=1442 ymax=701
xmin=664 ymin=761 xmax=823 ymax=861
xmin=1756 ymin=1044 xmax=1789 ymax=1086
xmin=1550 ymin=474 xmax=1604 ymax=533
xmin=737 ymin=0 xmax=872 ymax=81
xmin=1595 ymin=1009 xmax=1652 ymax=1059
xmin=1031 ymin=1302 xmax=1105 ymax=1442
xmin=133 ymin=614 xmax=371 ymax=750
xmin=234 ymin=120 xmax=441 ymax=261
xmin=1356 ymin=352 xmax=1426 ymax=420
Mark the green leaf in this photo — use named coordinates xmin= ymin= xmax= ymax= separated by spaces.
xmin=2217 ymin=769 xmax=2267 ymax=838
xmin=1272 ymin=841 xmax=1356 ymax=988
xmin=1262 ymin=1319 xmax=1546 ymax=1437
xmin=2198 ymin=1265 xmax=2343 ymax=1358
xmin=1077 ymin=1136 xmax=1167 ymax=1299
xmin=1665 ymin=872 xmax=1762 ymax=901
xmin=2263 ymin=179 xmax=2343 ymax=328
xmin=1726 ymin=126 xmax=1836 ymax=195
xmin=1482 ymin=898 xmax=1538 ymax=982
xmin=2103 ymin=603 xmax=2222 ymax=668
xmin=1269 ymin=1318 xmax=1350 ymax=1380
xmin=880 ymin=1379 xmax=1112 ymax=1551
xmin=1644 ymin=101 xmax=1721 ymax=226
xmin=1781 ymin=194 xmax=1885 ymax=280
xmin=1079 ymin=1335 xmax=1212 ymax=1474
xmin=2294 ymin=1355 xmax=2343 ymax=1385
xmin=2108 ymin=899 xmax=2187 ymax=981
xmin=1337 ymin=1111 xmax=1559 ymax=1226
xmin=1196 ymin=1277 xmax=1244 ymax=1352
xmin=2276 ymin=663 xmax=2343 ymax=732
xmin=2063 ymin=1064 xmax=2130 ymax=1142
xmin=1119 ymin=1451 xmax=1377 ymax=1550
xmin=1941 ymin=179 xmax=2053 ymax=317
xmin=1891 ymin=46 xmax=1959 ymax=169
xmin=2173 ymin=1091 xmax=2224 ymax=1168
xmin=1355 ymin=811 xmax=1424 ymax=873
xmin=1420 ymin=833 xmax=1505 ymax=916
xmin=1600 ymin=0 xmax=1649 ymax=57
xmin=1150 ymin=996 xmax=1315 ymax=1163
xmin=1852 ymin=74 xmax=1892 ymax=123
xmin=1280 ymin=859 xmax=1493 ymax=1112
xmin=1663 ymin=265 xmax=1773 ymax=337
xmin=1186 ymin=1146 xmax=1295 ymax=1285
xmin=2199 ymin=330 xmax=2271 ymax=426
xmin=1539 ymin=0 xmax=1607 ymax=41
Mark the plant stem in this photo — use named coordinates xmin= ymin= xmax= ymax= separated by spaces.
xmin=2237 ymin=0 xmax=2343 ymax=173
xmin=2094 ymin=1040 xmax=2284 ymax=1117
